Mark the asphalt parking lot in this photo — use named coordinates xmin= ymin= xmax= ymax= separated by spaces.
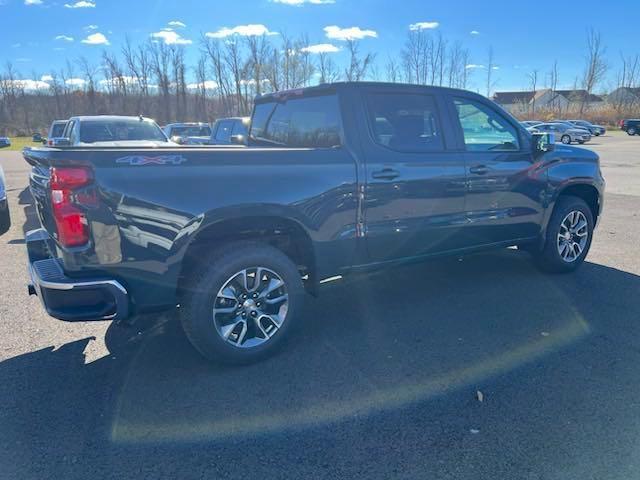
xmin=1 ymin=134 xmax=640 ymax=479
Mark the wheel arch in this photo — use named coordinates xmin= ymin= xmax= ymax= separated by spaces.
xmin=177 ymin=213 xmax=318 ymax=296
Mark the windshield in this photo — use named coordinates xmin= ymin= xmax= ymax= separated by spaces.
xmin=80 ymin=120 xmax=167 ymax=143
xmin=171 ymin=126 xmax=211 ymax=137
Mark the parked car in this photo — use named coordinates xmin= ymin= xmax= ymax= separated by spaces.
xmin=567 ymin=119 xmax=606 ymax=136
xmin=621 ymin=119 xmax=640 ymax=135
xmin=0 ymin=166 xmax=10 ymax=236
xmin=163 ymin=122 xmax=212 ymax=145
xmin=23 ymin=82 xmax=604 ymax=364
xmin=0 ymin=137 xmax=11 ymax=148
xmin=209 ymin=117 xmax=249 ymax=145
xmin=531 ymin=122 xmax=592 ymax=144
xmin=59 ymin=115 xmax=173 ymax=147
xmin=520 ymin=120 xmax=543 ymax=128
xmin=45 ymin=120 xmax=68 ymax=146
xmin=32 ymin=133 xmax=43 ymax=142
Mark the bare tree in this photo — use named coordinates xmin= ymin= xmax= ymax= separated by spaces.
xmin=485 ymin=46 xmax=497 ymax=97
xmin=581 ymin=28 xmax=607 ymax=114
xmin=344 ymin=40 xmax=375 ymax=82
xmin=528 ymin=69 xmax=539 ymax=115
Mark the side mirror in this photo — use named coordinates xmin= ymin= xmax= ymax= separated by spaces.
xmin=533 ymin=132 xmax=555 ymax=153
xmin=171 ymin=135 xmax=186 ymax=145
xmin=229 ymin=134 xmax=246 ymax=145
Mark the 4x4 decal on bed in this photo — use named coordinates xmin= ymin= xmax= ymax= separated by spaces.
xmin=115 ymin=155 xmax=187 ymax=166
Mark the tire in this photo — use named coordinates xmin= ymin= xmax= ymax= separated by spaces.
xmin=561 ymin=134 xmax=571 ymax=144
xmin=532 ymin=195 xmax=594 ymax=273
xmin=578 ymin=140 xmax=585 ymax=144
xmin=628 ymin=127 xmax=637 ymax=136
xmin=179 ymin=242 xmax=304 ymax=364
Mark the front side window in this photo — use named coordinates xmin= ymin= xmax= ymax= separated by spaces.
xmin=365 ymin=93 xmax=444 ymax=152
xmin=250 ymin=94 xmax=342 ymax=148
xmin=454 ymin=99 xmax=520 ymax=151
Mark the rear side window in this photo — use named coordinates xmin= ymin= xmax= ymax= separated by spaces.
xmin=365 ymin=93 xmax=444 ymax=152
xmin=215 ymin=121 xmax=233 ymax=142
xmin=51 ymin=123 xmax=66 ymax=137
xmin=250 ymin=95 xmax=342 ymax=148
xmin=231 ymin=119 xmax=248 ymax=136
xmin=454 ymin=98 xmax=520 ymax=151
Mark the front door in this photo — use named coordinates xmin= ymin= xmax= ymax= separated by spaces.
xmin=362 ymin=88 xmax=468 ymax=264
xmin=451 ymin=96 xmax=546 ymax=245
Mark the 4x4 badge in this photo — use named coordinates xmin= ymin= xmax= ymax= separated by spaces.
xmin=116 ymin=155 xmax=187 ymax=166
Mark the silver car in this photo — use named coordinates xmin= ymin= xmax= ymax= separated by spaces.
xmin=530 ymin=122 xmax=591 ymax=144
xmin=567 ymin=119 xmax=606 ymax=136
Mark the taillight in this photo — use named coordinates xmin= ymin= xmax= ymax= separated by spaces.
xmin=50 ymin=166 xmax=94 ymax=247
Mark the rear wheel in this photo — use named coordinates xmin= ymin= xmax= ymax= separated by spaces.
xmin=180 ymin=242 xmax=304 ymax=364
xmin=532 ymin=196 xmax=593 ymax=273
xmin=561 ymin=134 xmax=571 ymax=144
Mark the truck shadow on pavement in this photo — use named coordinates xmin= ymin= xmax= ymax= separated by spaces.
xmin=3 ymin=251 xmax=640 ymax=479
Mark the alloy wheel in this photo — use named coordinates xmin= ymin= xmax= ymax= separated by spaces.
xmin=212 ymin=267 xmax=289 ymax=348
xmin=556 ymin=210 xmax=589 ymax=263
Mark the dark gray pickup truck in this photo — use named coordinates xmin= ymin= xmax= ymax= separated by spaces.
xmin=24 ymin=82 xmax=605 ymax=363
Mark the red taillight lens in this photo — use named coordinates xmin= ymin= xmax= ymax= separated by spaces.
xmin=50 ymin=166 xmax=93 ymax=247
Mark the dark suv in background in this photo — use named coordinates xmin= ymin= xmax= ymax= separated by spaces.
xmin=621 ymin=119 xmax=640 ymax=135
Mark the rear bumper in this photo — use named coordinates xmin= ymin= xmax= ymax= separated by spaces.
xmin=26 ymin=229 xmax=129 ymax=322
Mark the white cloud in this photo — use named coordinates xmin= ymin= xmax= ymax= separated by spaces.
xmin=205 ymin=24 xmax=278 ymax=38
xmin=99 ymin=76 xmax=138 ymax=88
xmin=3 ymin=79 xmax=49 ymax=90
xmin=409 ymin=21 xmax=440 ymax=31
xmin=65 ymin=1 xmax=95 ymax=8
xmin=150 ymin=30 xmax=192 ymax=45
xmin=55 ymin=35 xmax=74 ymax=42
xmin=65 ymin=78 xmax=86 ymax=87
xmin=167 ymin=20 xmax=186 ymax=28
xmin=465 ymin=64 xmax=485 ymax=69
xmin=41 ymin=75 xmax=54 ymax=82
xmin=12 ymin=43 xmax=22 ymax=48
xmin=470 ymin=30 xmax=480 ymax=35
xmin=24 ymin=0 xmax=43 ymax=5
xmin=271 ymin=0 xmax=335 ymax=4
xmin=84 ymin=24 xmax=98 ymax=31
xmin=187 ymin=80 xmax=218 ymax=90
xmin=300 ymin=43 xmax=340 ymax=54
xmin=324 ymin=25 xmax=377 ymax=41
xmin=81 ymin=32 xmax=109 ymax=45
xmin=492 ymin=66 xmax=499 ymax=70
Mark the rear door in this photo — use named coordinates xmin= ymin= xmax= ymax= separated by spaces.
xmin=360 ymin=87 xmax=468 ymax=264
xmin=449 ymin=95 xmax=545 ymax=245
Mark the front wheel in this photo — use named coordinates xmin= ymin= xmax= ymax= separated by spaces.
xmin=561 ymin=134 xmax=572 ymax=144
xmin=628 ymin=127 xmax=637 ymax=136
xmin=531 ymin=196 xmax=594 ymax=273
xmin=180 ymin=242 xmax=304 ymax=364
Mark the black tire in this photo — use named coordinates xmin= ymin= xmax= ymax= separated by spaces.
xmin=561 ymin=134 xmax=571 ymax=144
xmin=532 ymin=195 xmax=594 ymax=273
xmin=578 ymin=140 xmax=585 ymax=144
xmin=179 ymin=242 xmax=304 ymax=364
xmin=628 ymin=127 xmax=637 ymax=136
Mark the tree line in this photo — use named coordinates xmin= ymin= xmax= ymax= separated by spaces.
xmin=0 ymin=28 xmax=637 ymax=135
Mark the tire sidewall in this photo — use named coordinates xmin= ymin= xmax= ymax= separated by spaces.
xmin=629 ymin=128 xmax=637 ymax=136
xmin=561 ymin=135 xmax=571 ymax=144
xmin=542 ymin=197 xmax=594 ymax=272
xmin=181 ymin=245 xmax=304 ymax=363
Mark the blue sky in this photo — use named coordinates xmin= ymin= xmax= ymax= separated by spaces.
xmin=1 ymin=0 xmax=637 ymax=93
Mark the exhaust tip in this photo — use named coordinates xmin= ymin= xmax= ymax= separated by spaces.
xmin=27 ymin=284 xmax=36 ymax=296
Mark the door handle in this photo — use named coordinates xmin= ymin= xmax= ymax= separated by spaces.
xmin=469 ymin=165 xmax=491 ymax=175
xmin=372 ymin=168 xmax=400 ymax=180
